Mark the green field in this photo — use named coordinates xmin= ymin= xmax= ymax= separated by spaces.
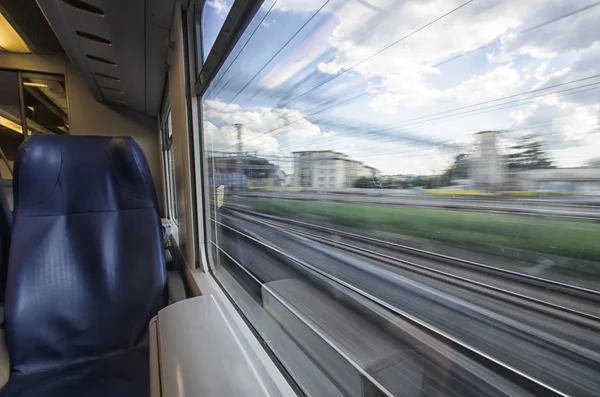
xmin=238 ymin=197 xmax=600 ymax=263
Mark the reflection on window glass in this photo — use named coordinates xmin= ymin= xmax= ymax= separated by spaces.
xmin=22 ymin=74 xmax=69 ymax=135
xmin=201 ymin=0 xmax=233 ymax=61
xmin=0 ymin=70 xmax=23 ymax=180
xmin=201 ymin=1 xmax=600 ymax=396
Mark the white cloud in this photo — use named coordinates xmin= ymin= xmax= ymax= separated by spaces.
xmin=318 ymin=0 xmax=523 ymax=88
xmin=488 ymin=1 xmax=600 ymax=61
xmin=211 ymin=0 xmax=600 ymax=173
xmin=203 ymin=98 xmax=326 ymax=156
xmin=507 ymin=95 xmax=600 ymax=167
xmin=369 ymin=64 xmax=523 ymax=111
xmin=260 ymin=15 xmax=338 ymax=89
xmin=273 ymin=0 xmax=328 ymax=13
xmin=206 ymin=0 xmax=230 ymax=18
xmin=202 ymin=97 xmax=460 ymax=174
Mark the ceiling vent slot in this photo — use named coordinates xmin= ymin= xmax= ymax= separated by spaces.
xmin=62 ymin=0 xmax=105 ymax=16
xmin=76 ymin=31 xmax=111 ymax=45
xmin=95 ymin=73 xmax=120 ymax=82
xmin=101 ymin=87 xmax=124 ymax=94
xmin=87 ymin=55 xmax=117 ymax=66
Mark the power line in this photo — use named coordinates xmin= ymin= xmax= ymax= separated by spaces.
xmin=434 ymin=0 xmax=600 ymax=68
xmin=237 ymin=75 xmax=600 ymax=151
xmin=253 ymin=0 xmax=423 ymax=105
xmin=210 ymin=1 xmax=599 ymax=150
xmin=205 ymin=0 xmax=280 ymax=99
xmin=229 ymin=70 xmax=600 ymax=153
xmin=209 ymin=0 xmax=334 ymax=123
xmin=207 ymin=118 xmax=595 ymax=175
xmin=208 ymin=0 xmax=476 ymax=147
xmin=238 ymin=0 xmax=476 ymax=127
xmin=244 ymin=84 xmax=600 ymax=159
xmin=373 ymin=82 xmax=600 ymax=132
xmin=237 ymin=77 xmax=600 ymax=152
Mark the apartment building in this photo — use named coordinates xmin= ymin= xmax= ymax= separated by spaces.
xmin=293 ymin=150 xmax=380 ymax=188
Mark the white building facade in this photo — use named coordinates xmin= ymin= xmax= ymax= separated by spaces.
xmin=293 ymin=150 xmax=380 ymax=188
xmin=471 ymin=130 xmax=505 ymax=190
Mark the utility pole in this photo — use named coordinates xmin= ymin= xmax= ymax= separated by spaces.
xmin=234 ymin=123 xmax=243 ymax=189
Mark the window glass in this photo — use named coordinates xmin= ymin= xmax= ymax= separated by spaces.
xmin=163 ymin=111 xmax=178 ymax=223
xmin=21 ymin=73 xmax=68 ymax=135
xmin=168 ymin=148 xmax=177 ymax=221
xmin=201 ymin=0 xmax=234 ymax=62
xmin=0 ymin=70 xmax=24 ymax=180
xmin=201 ymin=1 xmax=600 ymax=396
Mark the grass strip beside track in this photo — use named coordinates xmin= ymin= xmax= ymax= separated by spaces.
xmin=238 ymin=197 xmax=600 ymax=263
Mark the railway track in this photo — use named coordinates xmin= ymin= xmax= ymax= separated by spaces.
xmin=224 ymin=204 xmax=600 ymax=326
xmin=215 ymin=210 xmax=600 ymax=396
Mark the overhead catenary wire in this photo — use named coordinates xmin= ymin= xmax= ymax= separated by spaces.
xmin=208 ymin=0 xmax=334 ymax=123
xmin=210 ymin=1 xmax=599 ymax=150
xmin=258 ymin=0 xmax=600 ymax=108
xmin=433 ymin=0 xmax=600 ymax=68
xmin=208 ymin=0 xmax=476 ymax=147
xmin=205 ymin=0 xmax=280 ymax=100
xmin=236 ymin=77 xmax=600 ymax=153
xmin=207 ymin=117 xmax=593 ymax=177
xmin=276 ymin=86 xmax=600 ymax=157
xmin=208 ymin=103 xmax=598 ymax=168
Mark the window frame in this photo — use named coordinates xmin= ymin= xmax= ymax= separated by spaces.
xmin=193 ymin=0 xmax=264 ymax=96
xmin=160 ymin=104 xmax=179 ymax=225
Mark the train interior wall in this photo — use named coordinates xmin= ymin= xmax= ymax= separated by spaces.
xmin=0 ymin=53 xmax=165 ymax=215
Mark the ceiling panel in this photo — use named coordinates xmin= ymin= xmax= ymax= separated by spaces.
xmin=36 ymin=0 xmax=176 ymax=116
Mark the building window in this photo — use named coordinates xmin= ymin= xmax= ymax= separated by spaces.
xmin=319 ymin=176 xmax=325 ymax=181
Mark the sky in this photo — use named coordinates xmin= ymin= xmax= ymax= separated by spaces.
xmin=201 ymin=0 xmax=600 ymax=175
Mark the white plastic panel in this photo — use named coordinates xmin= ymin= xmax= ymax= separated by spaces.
xmin=149 ymin=316 xmax=161 ymax=397
xmin=154 ymin=285 xmax=296 ymax=397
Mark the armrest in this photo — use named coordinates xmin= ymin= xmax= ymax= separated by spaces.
xmin=167 ymin=271 xmax=186 ymax=303
xmin=0 ymin=328 xmax=9 ymax=389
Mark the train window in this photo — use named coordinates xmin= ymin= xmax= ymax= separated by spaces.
xmin=0 ymin=70 xmax=24 ymax=179
xmin=199 ymin=1 xmax=600 ymax=396
xmin=163 ymin=110 xmax=178 ymax=223
xmin=21 ymin=73 xmax=69 ymax=135
xmin=200 ymin=0 xmax=234 ymax=62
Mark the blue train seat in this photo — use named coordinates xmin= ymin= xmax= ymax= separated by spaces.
xmin=1 ymin=135 xmax=167 ymax=396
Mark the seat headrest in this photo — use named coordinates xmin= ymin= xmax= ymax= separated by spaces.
xmin=14 ymin=136 xmax=158 ymax=215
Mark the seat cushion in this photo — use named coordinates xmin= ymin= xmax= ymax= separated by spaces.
xmin=0 ymin=347 xmax=149 ymax=397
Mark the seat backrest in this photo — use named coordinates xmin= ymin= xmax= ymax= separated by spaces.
xmin=0 ymin=175 xmax=11 ymax=300
xmin=5 ymin=135 xmax=167 ymax=375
